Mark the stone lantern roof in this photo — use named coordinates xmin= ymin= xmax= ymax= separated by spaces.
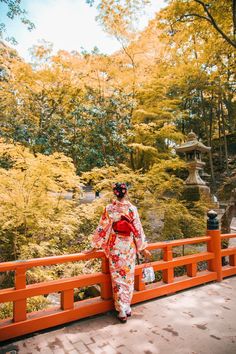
xmin=176 ymin=131 xmax=211 ymax=153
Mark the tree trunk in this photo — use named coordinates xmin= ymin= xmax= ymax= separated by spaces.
xmin=200 ymin=90 xmax=215 ymax=186
xmin=220 ymin=98 xmax=230 ymax=176
xmin=221 ymin=197 xmax=236 ymax=265
xmin=233 ymin=0 xmax=236 ymax=41
xmin=130 ymin=150 xmax=135 ymax=170
xmin=223 ymin=92 xmax=235 ymax=133
xmin=217 ymin=99 xmax=223 ymax=167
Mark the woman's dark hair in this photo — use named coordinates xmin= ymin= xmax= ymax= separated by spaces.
xmin=113 ymin=182 xmax=128 ymax=199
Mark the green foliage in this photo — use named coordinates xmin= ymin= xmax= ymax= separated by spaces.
xmin=91 ymin=0 xmax=150 ymax=39
xmin=218 ymin=175 xmax=236 ymax=201
xmin=145 ymin=158 xmax=186 ymax=199
xmin=80 ymin=161 xmax=206 ymax=242
xmin=0 ymin=0 xmax=35 ymax=44
xmin=158 ymin=0 xmax=236 ymax=49
xmin=0 ymin=46 xmax=133 ymax=173
xmin=81 ymin=163 xmax=144 ymax=191
xmin=69 ymin=91 xmax=132 ymax=172
xmin=0 ymin=141 xmax=81 ymax=261
xmin=160 ymin=200 xmax=206 ymax=240
xmin=0 ymin=296 xmax=50 ymax=320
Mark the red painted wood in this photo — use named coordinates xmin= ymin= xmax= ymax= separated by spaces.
xmin=207 ymin=229 xmax=222 ymax=281
xmin=222 ymin=266 xmax=236 ymax=278
xmin=221 ymin=248 xmax=236 ymax=257
xmin=0 ymin=298 xmax=113 ymax=342
xmin=61 ymin=289 xmax=74 ymax=310
xmin=229 ymin=254 xmax=236 ymax=266
xmin=220 ymin=233 xmax=236 ymax=240
xmin=13 ymin=267 xmax=27 ymax=323
xmin=163 ymin=246 xmax=174 ymax=283
xmin=0 ymin=273 xmax=109 ymax=303
xmin=0 ymin=232 xmax=235 ymax=342
xmin=186 ymin=263 xmax=197 ymax=277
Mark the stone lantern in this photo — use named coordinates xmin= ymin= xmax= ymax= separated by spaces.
xmin=175 ymin=131 xmax=211 ymax=201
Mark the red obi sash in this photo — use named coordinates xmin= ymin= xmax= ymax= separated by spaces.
xmin=112 ymin=215 xmax=139 ymax=237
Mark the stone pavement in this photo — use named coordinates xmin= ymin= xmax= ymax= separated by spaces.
xmin=1 ymin=277 xmax=236 ymax=354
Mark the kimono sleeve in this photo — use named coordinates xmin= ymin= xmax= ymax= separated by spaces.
xmin=133 ymin=206 xmax=148 ymax=252
xmin=91 ymin=206 xmax=113 ymax=250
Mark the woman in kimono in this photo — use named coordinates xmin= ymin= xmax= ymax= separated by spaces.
xmin=85 ymin=182 xmax=151 ymax=323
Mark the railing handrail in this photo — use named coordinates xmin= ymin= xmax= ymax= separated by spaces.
xmin=0 ymin=272 xmax=110 ymax=303
xmin=0 ymin=235 xmax=215 ymax=272
xmin=0 ymin=230 xmax=236 ymax=342
xmin=220 ymin=233 xmax=236 ymax=239
xmin=0 ymin=251 xmax=215 ymax=304
xmin=147 ymin=235 xmax=211 ymax=249
xmin=0 ymin=251 xmax=105 ymax=272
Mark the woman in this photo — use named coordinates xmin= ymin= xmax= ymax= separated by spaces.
xmin=85 ymin=182 xmax=151 ymax=323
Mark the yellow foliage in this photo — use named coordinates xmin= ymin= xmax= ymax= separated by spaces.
xmin=0 ymin=140 xmax=81 ymax=260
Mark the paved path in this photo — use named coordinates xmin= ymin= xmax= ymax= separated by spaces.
xmin=1 ymin=277 xmax=236 ymax=354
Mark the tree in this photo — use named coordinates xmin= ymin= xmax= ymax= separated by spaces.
xmin=0 ymin=0 xmax=35 ymax=44
xmin=87 ymin=0 xmax=150 ymax=37
xmin=158 ymin=0 xmax=236 ymax=49
xmin=0 ymin=140 xmax=81 ymax=261
xmin=137 ymin=1 xmax=236 ymax=184
xmin=0 ymin=43 xmax=134 ymax=172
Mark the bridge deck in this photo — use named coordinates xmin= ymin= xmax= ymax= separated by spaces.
xmin=1 ymin=277 xmax=236 ymax=354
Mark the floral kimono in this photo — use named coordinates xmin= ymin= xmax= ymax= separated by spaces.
xmin=91 ymin=199 xmax=147 ymax=314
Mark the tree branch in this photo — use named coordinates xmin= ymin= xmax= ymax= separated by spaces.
xmin=194 ymin=0 xmax=236 ymax=48
xmin=176 ymin=13 xmax=211 ymax=23
xmin=233 ymin=0 xmax=236 ymax=40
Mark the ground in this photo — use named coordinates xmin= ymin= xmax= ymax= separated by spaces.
xmin=1 ymin=277 xmax=236 ymax=354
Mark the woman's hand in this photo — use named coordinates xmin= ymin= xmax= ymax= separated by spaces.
xmin=140 ymin=249 xmax=152 ymax=261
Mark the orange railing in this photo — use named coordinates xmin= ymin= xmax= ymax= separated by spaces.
xmin=0 ymin=228 xmax=236 ymax=342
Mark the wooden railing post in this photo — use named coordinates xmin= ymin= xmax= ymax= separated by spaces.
xmin=163 ymin=245 xmax=174 ymax=283
xmin=134 ymin=271 xmax=145 ymax=291
xmin=186 ymin=263 xmax=197 ymax=277
xmin=61 ymin=289 xmax=74 ymax=310
xmin=207 ymin=210 xmax=222 ymax=282
xmin=229 ymin=254 xmax=236 ymax=266
xmin=13 ymin=266 xmax=27 ymax=322
xmin=100 ymin=257 xmax=112 ymax=300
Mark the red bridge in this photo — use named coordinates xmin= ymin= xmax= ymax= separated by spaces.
xmin=0 ymin=217 xmax=236 ymax=353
